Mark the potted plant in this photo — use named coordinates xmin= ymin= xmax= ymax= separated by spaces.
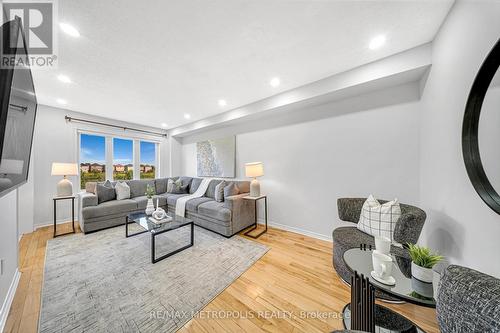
xmin=407 ymin=243 xmax=443 ymax=283
xmin=145 ymin=184 xmax=156 ymax=215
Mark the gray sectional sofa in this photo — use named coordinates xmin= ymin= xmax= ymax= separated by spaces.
xmin=79 ymin=177 xmax=255 ymax=237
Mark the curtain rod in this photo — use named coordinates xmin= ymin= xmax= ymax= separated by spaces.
xmin=65 ymin=116 xmax=168 ymax=138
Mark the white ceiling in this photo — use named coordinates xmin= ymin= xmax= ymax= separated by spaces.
xmin=32 ymin=0 xmax=454 ymax=130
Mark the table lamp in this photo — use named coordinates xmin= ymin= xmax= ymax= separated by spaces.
xmin=245 ymin=162 xmax=264 ymax=197
xmin=51 ymin=162 xmax=78 ymax=196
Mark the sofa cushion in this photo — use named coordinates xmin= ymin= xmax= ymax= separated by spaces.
xmin=357 ymin=195 xmax=401 ymax=243
xmin=132 ymin=195 xmax=167 ymax=209
xmin=178 ymin=176 xmax=193 ymax=187
xmin=96 ymin=181 xmax=116 ymax=204
xmin=155 ymin=178 xmax=169 ymax=194
xmin=198 ymin=201 xmax=232 ymax=222
xmin=115 ymin=181 xmax=131 ymax=200
xmin=205 ymin=180 xmax=220 ymax=199
xmin=186 ymin=197 xmax=213 ymax=212
xmin=224 ymin=182 xmax=240 ymax=198
xmin=190 ymin=178 xmax=203 ymax=194
xmin=127 ymin=180 xmax=155 ymax=198
xmin=166 ymin=193 xmax=190 ymax=206
xmin=82 ymin=199 xmax=138 ymax=219
xmin=214 ymin=180 xmax=226 ymax=202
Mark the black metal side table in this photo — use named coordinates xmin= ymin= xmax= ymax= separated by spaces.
xmin=53 ymin=195 xmax=76 ymax=237
xmin=243 ymin=195 xmax=268 ymax=238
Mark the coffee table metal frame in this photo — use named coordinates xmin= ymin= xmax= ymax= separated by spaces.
xmin=125 ymin=212 xmax=194 ymax=264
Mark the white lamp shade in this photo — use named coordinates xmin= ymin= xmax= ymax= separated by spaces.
xmin=51 ymin=163 xmax=78 ymax=176
xmin=245 ymin=162 xmax=264 ymax=178
xmin=0 ymin=159 xmax=24 ymax=175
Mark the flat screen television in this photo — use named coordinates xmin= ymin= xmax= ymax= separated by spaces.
xmin=0 ymin=18 xmax=37 ymax=198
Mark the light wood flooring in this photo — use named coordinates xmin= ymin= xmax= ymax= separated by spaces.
xmin=4 ymin=222 xmax=439 ymax=333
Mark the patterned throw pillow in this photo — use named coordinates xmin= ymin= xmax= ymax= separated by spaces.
xmin=357 ymin=195 xmax=401 ymax=243
xmin=223 ymin=182 xmax=240 ymax=199
xmin=115 ymin=181 xmax=130 ymax=200
xmin=168 ymin=179 xmax=188 ymax=194
xmin=96 ymin=180 xmax=116 ymax=204
xmin=214 ymin=181 xmax=226 ymax=202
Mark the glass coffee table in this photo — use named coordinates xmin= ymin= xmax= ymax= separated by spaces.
xmin=125 ymin=212 xmax=194 ymax=264
xmin=342 ymin=247 xmax=436 ymax=332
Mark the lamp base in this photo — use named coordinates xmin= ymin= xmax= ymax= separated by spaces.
xmin=57 ymin=178 xmax=73 ymax=197
xmin=250 ymin=178 xmax=260 ymax=197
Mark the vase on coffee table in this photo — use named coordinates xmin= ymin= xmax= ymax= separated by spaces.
xmin=145 ymin=198 xmax=155 ymax=215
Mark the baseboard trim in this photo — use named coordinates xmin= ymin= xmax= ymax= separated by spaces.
xmin=0 ymin=269 xmax=21 ymax=333
xmin=256 ymin=218 xmax=332 ymax=242
xmin=35 ymin=219 xmax=77 ymax=230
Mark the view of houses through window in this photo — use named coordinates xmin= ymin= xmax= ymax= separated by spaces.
xmin=140 ymin=141 xmax=156 ymax=179
xmin=79 ymin=133 xmax=158 ymax=188
xmin=80 ymin=134 xmax=106 ymax=189
xmin=113 ymin=138 xmax=134 ymax=180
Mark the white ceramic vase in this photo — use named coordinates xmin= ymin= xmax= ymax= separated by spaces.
xmin=411 ymin=262 xmax=433 ymax=283
xmin=145 ymin=198 xmax=155 ymax=215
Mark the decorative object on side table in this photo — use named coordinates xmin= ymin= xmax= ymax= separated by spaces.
xmin=245 ymin=162 xmax=264 ymax=197
xmin=145 ymin=184 xmax=156 ymax=215
xmin=371 ymin=250 xmax=395 ymax=285
xmin=51 ymin=163 xmax=78 ymax=196
xmin=407 ymin=243 xmax=443 ymax=283
xmin=243 ymin=195 xmax=268 ymax=238
xmin=342 ymin=247 xmax=434 ymax=332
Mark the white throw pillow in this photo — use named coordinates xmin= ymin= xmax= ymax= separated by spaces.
xmin=357 ymin=195 xmax=401 ymax=244
xmin=115 ymin=181 xmax=130 ymax=200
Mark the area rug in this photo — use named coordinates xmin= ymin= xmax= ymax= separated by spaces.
xmin=38 ymin=225 xmax=268 ymax=333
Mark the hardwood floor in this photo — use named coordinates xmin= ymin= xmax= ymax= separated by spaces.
xmin=4 ymin=223 xmax=439 ymax=333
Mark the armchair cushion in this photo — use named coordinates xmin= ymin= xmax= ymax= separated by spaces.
xmin=437 ymin=265 xmax=500 ymax=333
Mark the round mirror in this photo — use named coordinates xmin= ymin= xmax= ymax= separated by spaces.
xmin=462 ymin=39 xmax=500 ymax=214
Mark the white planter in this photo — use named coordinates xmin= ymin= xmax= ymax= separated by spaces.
xmin=411 ymin=262 xmax=433 ymax=283
xmin=145 ymin=198 xmax=155 ymax=215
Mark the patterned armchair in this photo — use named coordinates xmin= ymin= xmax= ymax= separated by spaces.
xmin=332 ymin=198 xmax=426 ymax=283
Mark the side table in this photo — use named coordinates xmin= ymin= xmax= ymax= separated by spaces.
xmin=53 ymin=195 xmax=76 ymax=237
xmin=243 ymin=195 xmax=268 ymax=238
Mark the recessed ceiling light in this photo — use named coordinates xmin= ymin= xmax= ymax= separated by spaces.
xmin=56 ymin=98 xmax=67 ymax=105
xmin=57 ymin=74 xmax=71 ymax=83
xmin=184 ymin=114 xmax=191 ymax=119
xmin=218 ymin=99 xmax=227 ymax=107
xmin=161 ymin=123 xmax=168 ymax=128
xmin=269 ymin=77 xmax=280 ymax=87
xmin=369 ymin=35 xmax=386 ymax=50
xmin=59 ymin=23 xmax=80 ymax=38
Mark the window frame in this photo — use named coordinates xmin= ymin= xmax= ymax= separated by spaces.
xmin=77 ymin=129 xmax=161 ymax=190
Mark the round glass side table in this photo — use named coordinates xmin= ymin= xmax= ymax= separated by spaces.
xmin=342 ymin=247 xmax=436 ymax=332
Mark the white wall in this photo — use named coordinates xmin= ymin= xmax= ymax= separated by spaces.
xmin=0 ymin=190 xmax=18 ymax=330
xmin=180 ymin=83 xmax=422 ymax=239
xmin=32 ymin=105 xmax=170 ymax=227
xmin=419 ymin=0 xmax=500 ymax=277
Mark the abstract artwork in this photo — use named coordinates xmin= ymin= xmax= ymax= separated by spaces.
xmin=197 ymin=136 xmax=236 ymax=177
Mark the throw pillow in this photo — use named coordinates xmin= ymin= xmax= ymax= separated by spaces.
xmin=167 ymin=179 xmax=178 ymax=193
xmin=357 ymin=195 xmax=402 ymax=243
xmin=223 ymin=182 xmax=240 ymax=199
xmin=170 ymin=184 xmax=189 ymax=194
xmin=214 ymin=180 xmax=226 ymax=202
xmin=96 ymin=181 xmax=116 ymax=204
xmin=115 ymin=181 xmax=130 ymax=200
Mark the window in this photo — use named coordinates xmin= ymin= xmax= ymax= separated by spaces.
xmin=140 ymin=141 xmax=156 ymax=179
xmin=113 ymin=138 xmax=133 ymax=180
xmin=79 ymin=134 xmax=106 ymax=189
xmin=78 ymin=132 xmax=160 ymax=187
